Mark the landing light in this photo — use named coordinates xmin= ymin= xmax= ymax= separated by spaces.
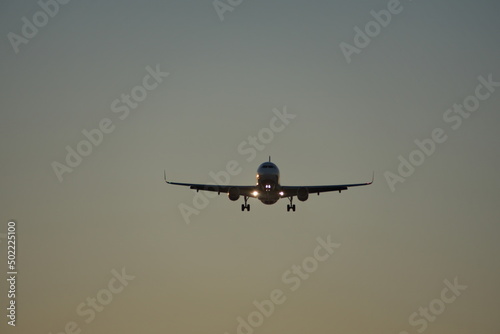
xmin=279 ymin=191 xmax=284 ymax=196
xmin=252 ymin=191 xmax=259 ymax=196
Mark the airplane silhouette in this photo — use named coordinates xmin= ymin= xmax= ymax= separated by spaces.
xmin=165 ymin=157 xmax=373 ymax=211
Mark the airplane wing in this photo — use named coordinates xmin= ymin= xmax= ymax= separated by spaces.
xmin=280 ymin=173 xmax=374 ymax=197
xmin=164 ymin=171 xmax=257 ymax=197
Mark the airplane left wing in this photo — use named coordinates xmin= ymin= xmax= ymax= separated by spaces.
xmin=164 ymin=171 xmax=257 ymax=197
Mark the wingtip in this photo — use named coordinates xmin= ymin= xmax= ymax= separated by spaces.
xmin=369 ymin=171 xmax=374 ymax=184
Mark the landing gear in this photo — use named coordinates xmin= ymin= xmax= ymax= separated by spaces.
xmin=241 ymin=196 xmax=250 ymax=211
xmin=286 ymin=197 xmax=296 ymax=212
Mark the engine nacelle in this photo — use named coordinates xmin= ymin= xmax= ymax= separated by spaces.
xmin=297 ymin=187 xmax=309 ymax=201
xmin=227 ymin=187 xmax=240 ymax=201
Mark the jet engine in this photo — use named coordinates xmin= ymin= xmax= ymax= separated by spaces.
xmin=228 ymin=188 xmax=240 ymax=201
xmin=297 ymin=187 xmax=309 ymax=201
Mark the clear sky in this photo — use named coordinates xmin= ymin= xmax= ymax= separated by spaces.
xmin=1 ymin=0 xmax=499 ymax=333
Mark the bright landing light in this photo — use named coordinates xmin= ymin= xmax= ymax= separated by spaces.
xmin=279 ymin=191 xmax=284 ymax=196
xmin=252 ymin=191 xmax=259 ymax=196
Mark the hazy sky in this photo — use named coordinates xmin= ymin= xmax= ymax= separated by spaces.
xmin=1 ymin=0 xmax=499 ymax=333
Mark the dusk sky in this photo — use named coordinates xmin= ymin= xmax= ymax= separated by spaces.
xmin=1 ymin=1 xmax=499 ymax=333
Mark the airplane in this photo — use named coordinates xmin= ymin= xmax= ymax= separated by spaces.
xmin=164 ymin=157 xmax=373 ymax=212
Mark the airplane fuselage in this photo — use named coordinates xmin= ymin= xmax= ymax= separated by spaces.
xmin=256 ymin=161 xmax=282 ymax=205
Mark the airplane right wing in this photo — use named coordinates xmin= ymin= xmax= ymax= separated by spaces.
xmin=281 ymin=173 xmax=374 ymax=197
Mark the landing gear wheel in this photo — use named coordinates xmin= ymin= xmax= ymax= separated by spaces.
xmin=241 ymin=196 xmax=250 ymax=211
xmin=286 ymin=197 xmax=296 ymax=212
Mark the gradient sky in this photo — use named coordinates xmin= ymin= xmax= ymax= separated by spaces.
xmin=1 ymin=0 xmax=499 ymax=333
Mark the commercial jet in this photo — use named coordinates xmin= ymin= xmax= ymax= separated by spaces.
xmin=165 ymin=157 xmax=373 ymax=211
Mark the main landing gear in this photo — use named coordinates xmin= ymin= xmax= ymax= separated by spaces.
xmin=287 ymin=197 xmax=296 ymax=212
xmin=241 ymin=196 xmax=250 ymax=211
